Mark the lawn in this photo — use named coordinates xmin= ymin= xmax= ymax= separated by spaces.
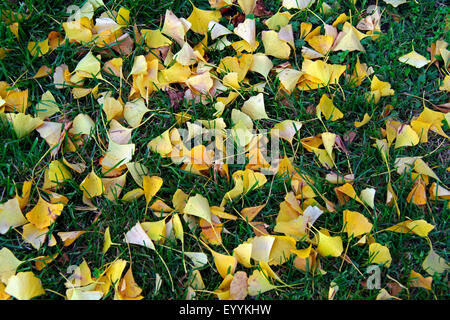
xmin=0 ymin=0 xmax=448 ymax=300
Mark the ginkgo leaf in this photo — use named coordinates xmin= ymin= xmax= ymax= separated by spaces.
xmin=0 ymin=248 xmax=22 ymax=284
xmin=241 ymin=93 xmax=269 ymax=120
xmin=399 ymin=50 xmax=430 ymax=68
xmin=360 ymin=188 xmax=376 ymax=209
xmin=74 ymin=51 xmax=102 ymax=79
xmin=249 ymin=54 xmax=273 ymax=78
xmin=316 ymin=95 xmax=343 ymax=121
xmin=343 ymin=210 xmax=373 ymax=238
xmin=212 ymin=250 xmax=237 ymax=278
xmin=422 ymin=248 xmax=449 ymax=276
xmin=184 ymin=252 xmax=208 ymax=268
xmin=143 ymin=176 xmax=163 ymax=206
xmin=26 ymin=196 xmax=64 ymax=229
xmin=103 ymin=227 xmax=113 ymax=254
xmin=395 ymin=124 xmax=419 ymax=148
xmin=5 ymin=272 xmax=45 ymax=300
xmin=80 ymin=170 xmax=103 ymax=200
xmin=36 ymin=91 xmax=59 ymax=119
xmin=6 ymin=113 xmax=43 ymax=138
xmin=408 ymin=270 xmax=432 ymax=290
xmin=262 ymin=30 xmax=290 ymax=59
xmin=316 ymin=230 xmax=343 ymax=257
xmin=247 ymin=269 xmax=276 ymax=296
xmin=57 ymin=231 xmax=86 ymax=246
xmin=385 ymin=220 xmax=434 ymax=237
xmin=271 ymin=120 xmax=302 ymax=143
xmin=354 ymin=113 xmax=371 ymax=128
xmin=115 ymin=266 xmax=143 ymax=300
xmin=383 ymin=0 xmax=408 ymax=8
xmin=234 ymin=19 xmax=256 ymax=48
xmin=184 ymin=194 xmax=212 ymax=224
xmin=22 ymin=223 xmax=48 ymax=250
xmin=124 ymin=222 xmax=155 ymax=250
xmin=187 ymin=5 xmax=221 ymax=35
xmin=282 ymin=0 xmax=316 ymax=9
xmin=369 ymin=243 xmax=392 ymax=267
xmin=0 ymin=197 xmax=27 ymax=234
xmin=229 ymin=271 xmax=248 ymax=300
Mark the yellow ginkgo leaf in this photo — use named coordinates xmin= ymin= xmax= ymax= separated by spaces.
xmin=26 ymin=196 xmax=64 ymax=229
xmin=36 ymin=91 xmax=59 ymax=119
xmin=333 ymin=27 xmax=365 ymax=52
xmin=317 ymin=230 xmax=343 ymax=257
xmin=233 ymin=243 xmax=253 ymax=268
xmin=369 ymin=243 xmax=392 ymax=267
xmin=399 ymin=50 xmax=430 ymax=68
xmin=22 ymin=223 xmax=48 ymax=250
xmin=103 ymin=227 xmax=113 ymax=254
xmin=360 ymin=188 xmax=376 ymax=209
xmin=57 ymin=231 xmax=86 ymax=246
xmin=271 ymin=120 xmax=302 ymax=143
xmin=249 ymin=54 xmax=273 ymax=78
xmin=0 ymin=197 xmax=28 ymax=234
xmin=142 ymin=219 xmax=166 ymax=243
xmin=124 ymin=99 xmax=149 ymax=127
xmin=6 ymin=113 xmax=43 ymax=138
xmin=354 ymin=113 xmax=371 ymax=128
xmin=269 ymin=235 xmax=296 ymax=265
xmin=335 ymin=183 xmax=364 ymax=205
xmin=5 ymin=272 xmax=45 ymax=300
xmin=422 ymin=248 xmax=449 ymax=276
xmin=408 ymin=270 xmax=432 ymax=290
xmin=277 ymin=68 xmax=303 ymax=93
xmin=143 ymin=176 xmax=163 ymax=206
xmin=74 ymin=51 xmax=102 ymax=79
xmin=141 ymin=29 xmax=172 ymax=48
xmin=124 ymin=222 xmax=155 ymax=250
xmin=343 ymin=210 xmax=373 ymax=238
xmin=262 ymin=30 xmax=291 ymax=60
xmin=234 ymin=19 xmax=256 ymax=49
xmin=172 ymin=213 xmax=184 ymax=245
xmin=395 ymin=124 xmax=419 ymax=149
xmin=282 ymin=0 xmax=316 ymax=9
xmin=80 ymin=170 xmax=103 ymax=200
xmin=369 ymin=75 xmax=394 ymax=104
xmin=383 ymin=0 xmax=408 ymax=8
xmin=184 ymin=194 xmax=212 ymax=224
xmin=385 ymin=219 xmax=434 ymax=237
xmin=187 ymin=5 xmax=221 ymax=35
xmin=0 ymin=248 xmax=22 ymax=284
xmin=115 ymin=266 xmax=143 ymax=300
xmin=184 ymin=252 xmax=208 ymax=268
xmin=316 ymin=95 xmax=343 ymax=121
xmin=247 ymin=269 xmax=276 ymax=296
xmin=212 ymin=250 xmax=237 ymax=278
xmin=208 ymin=21 xmax=232 ymax=40
xmin=241 ymin=93 xmax=268 ymax=120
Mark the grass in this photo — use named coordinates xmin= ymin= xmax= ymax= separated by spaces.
xmin=0 ymin=0 xmax=448 ymax=300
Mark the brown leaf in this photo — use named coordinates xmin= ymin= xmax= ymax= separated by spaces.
xmin=229 ymin=271 xmax=248 ymax=300
xmin=254 ymin=0 xmax=272 ymax=17
xmin=166 ymin=88 xmax=185 ymax=110
xmin=335 ymin=135 xmax=350 ymax=154
xmin=111 ymin=33 xmax=134 ymax=56
xmin=343 ymin=131 xmax=357 ymax=145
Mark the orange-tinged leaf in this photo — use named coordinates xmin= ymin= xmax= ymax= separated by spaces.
xmin=26 ymin=197 xmax=64 ymax=229
xmin=408 ymin=270 xmax=432 ymax=290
